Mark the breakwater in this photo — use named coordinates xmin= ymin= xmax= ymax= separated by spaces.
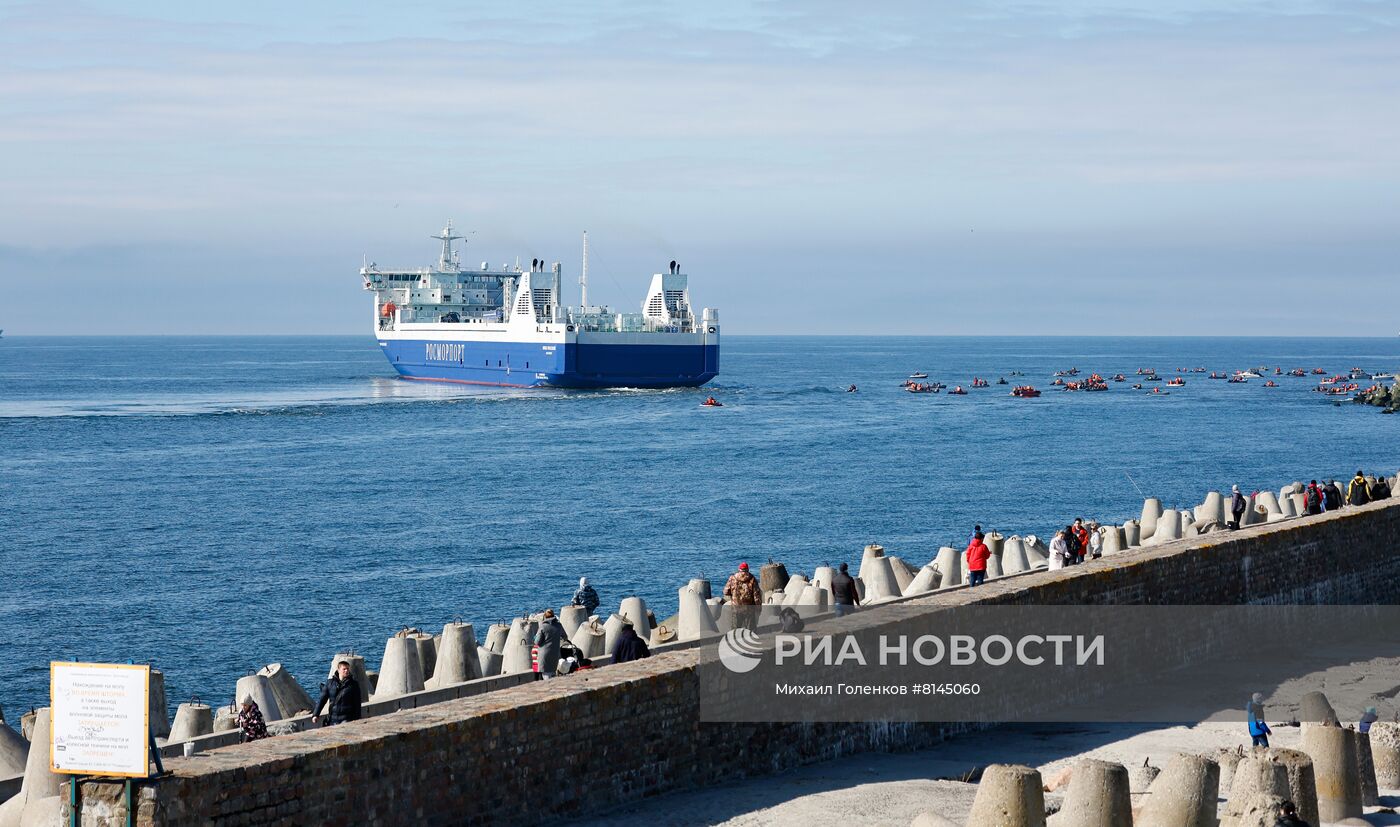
xmin=33 ymin=485 xmax=1400 ymax=825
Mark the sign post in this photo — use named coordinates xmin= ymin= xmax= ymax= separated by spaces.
xmin=50 ymin=662 xmax=157 ymax=826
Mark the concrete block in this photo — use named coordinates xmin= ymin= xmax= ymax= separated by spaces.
xmin=1054 ymin=759 xmax=1131 ymax=827
xmin=1265 ymin=747 xmax=1319 ymax=827
xmin=1301 ymin=723 xmax=1362 ymax=822
xmin=257 ymin=663 xmax=313 ymax=717
xmin=167 ymin=702 xmax=213 ymax=744
xmin=234 ymin=674 xmax=283 ymax=721
xmin=372 ymin=634 xmax=426 ymax=697
xmin=1368 ymin=721 xmax=1400 ymax=787
xmin=965 ymin=764 xmax=1045 ymax=826
xmin=1136 ymin=753 xmax=1219 ymax=827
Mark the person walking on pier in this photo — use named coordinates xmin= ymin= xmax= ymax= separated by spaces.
xmin=534 ymin=609 xmax=564 ymax=679
xmin=312 ymin=661 xmax=363 ymax=726
xmin=965 ymin=532 xmax=990 ymax=586
xmin=236 ymin=695 xmax=270 ymax=743
xmin=1048 ymin=530 xmax=1069 ymax=571
xmin=1304 ymin=481 xmax=1324 ymax=516
xmin=1348 ymin=470 xmax=1371 ymax=507
xmin=1230 ymin=485 xmax=1248 ymax=529
xmin=1324 ymin=479 xmax=1344 ymax=510
xmin=1247 ymin=692 xmax=1271 ymax=748
xmin=724 ymin=562 xmax=763 ymax=632
xmin=830 ymin=562 xmax=861 ymax=617
xmin=573 ymin=577 xmax=600 ymax=617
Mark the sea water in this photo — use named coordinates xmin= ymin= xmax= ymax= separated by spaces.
xmin=1 ymin=335 xmax=1396 ymax=717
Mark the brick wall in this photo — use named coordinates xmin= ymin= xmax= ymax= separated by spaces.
xmin=65 ymin=498 xmax=1400 ymax=825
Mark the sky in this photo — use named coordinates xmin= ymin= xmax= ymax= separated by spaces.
xmin=1 ymin=0 xmax=1397 ymax=335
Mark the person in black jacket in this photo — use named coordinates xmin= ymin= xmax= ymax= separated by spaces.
xmin=830 ymin=562 xmax=861 ymax=617
xmin=1273 ymin=799 xmax=1309 ymax=826
xmin=312 ymin=660 xmax=363 ymax=726
xmin=612 ymin=623 xmax=651 ymax=663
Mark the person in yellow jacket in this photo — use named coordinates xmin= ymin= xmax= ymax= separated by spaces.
xmin=1347 ymin=470 xmax=1371 ymax=507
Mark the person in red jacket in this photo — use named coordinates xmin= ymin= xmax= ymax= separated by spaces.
xmin=1071 ymin=518 xmax=1090 ymax=564
xmin=965 ymin=532 xmax=991 ymax=586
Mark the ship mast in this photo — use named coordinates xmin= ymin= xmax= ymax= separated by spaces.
xmin=431 ymin=221 xmax=463 ymax=270
xmin=580 ymin=230 xmax=589 ymax=309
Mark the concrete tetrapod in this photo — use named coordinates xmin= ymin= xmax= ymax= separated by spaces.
xmin=687 ymin=578 xmax=713 ymax=600
xmin=678 ymin=587 xmax=720 ymax=642
xmin=167 ymin=702 xmax=214 ymax=745
xmin=759 ymin=562 xmax=789 ymax=594
xmin=426 ymin=622 xmax=481 ymax=688
xmin=1050 ymin=759 xmax=1131 ymax=827
xmin=410 ymin=632 xmax=438 ymax=682
xmin=1369 ymin=722 xmax=1400 ymax=787
xmin=372 ymin=634 xmax=426 ymax=698
xmin=1289 ymin=492 xmax=1307 ymax=518
xmin=571 ymin=619 xmax=606 ymax=659
xmin=1140 ymin=497 xmax=1163 ymax=540
xmin=0 ymin=722 xmax=26 ymax=778
xmin=257 ymin=663 xmax=314 ymax=717
xmin=903 ymin=564 xmax=940 ymax=596
xmin=781 ymin=575 xmax=811 ymax=606
xmin=617 ymin=597 xmax=654 ymax=635
xmin=1100 ymin=526 xmax=1123 ymax=555
xmin=1221 ymin=753 xmax=1290 ymax=823
xmin=812 ymin=566 xmax=835 ymax=604
xmin=857 ymin=544 xmax=885 ymax=580
xmin=1299 ymin=691 xmax=1339 ymax=725
xmin=484 ymin=623 xmax=510 ymax=654
xmin=602 ymin=614 xmax=634 ymax=656
xmin=863 ymin=555 xmax=902 ymax=599
xmin=1135 ymin=753 xmax=1219 ymax=827
xmin=1255 ymin=490 xmax=1282 ymax=517
xmin=1122 ymin=520 xmax=1140 ymax=547
xmin=797 ymin=585 xmax=829 ymax=615
xmin=500 ymin=618 xmax=537 ymax=676
xmin=148 ymin=667 xmax=170 ymax=739
xmin=965 ymin=764 xmax=1045 ymax=827
xmin=1023 ymin=536 xmax=1049 ymax=567
xmin=560 ymin=605 xmax=589 ymax=640
xmin=1301 ymin=723 xmax=1362 ymax=821
xmin=1196 ymin=491 xmax=1226 ymax=525
xmin=476 ymin=647 xmax=503 ymax=677
xmin=932 ymin=546 xmax=962 ymax=589
xmin=1221 ymin=793 xmax=1289 ymax=827
xmin=1355 ymin=729 xmax=1378 ymax=806
xmin=234 ymin=673 xmax=284 ymax=721
xmin=1277 ymin=495 xmax=1297 ymax=520
xmin=985 ymin=532 xmax=1005 ymax=576
xmin=1203 ymin=746 xmax=1244 ymax=791
xmin=887 ymin=557 xmax=918 ymax=592
xmin=0 ymin=707 xmax=59 ymax=826
xmin=326 ymin=653 xmax=369 ymax=696
xmin=1145 ymin=509 xmax=1181 ymax=545
xmin=1001 ymin=537 xmax=1030 ymax=574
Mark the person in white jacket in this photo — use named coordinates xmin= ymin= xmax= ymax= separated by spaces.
xmin=1049 ymin=530 xmax=1070 ymax=570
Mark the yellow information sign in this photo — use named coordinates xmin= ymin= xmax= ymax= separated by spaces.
xmin=50 ymin=662 xmax=151 ymax=778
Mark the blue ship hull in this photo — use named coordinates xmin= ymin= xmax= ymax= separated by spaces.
xmin=380 ymin=338 xmax=718 ymax=389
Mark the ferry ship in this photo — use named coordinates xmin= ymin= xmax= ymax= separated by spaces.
xmin=364 ymin=224 xmax=719 ymax=388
